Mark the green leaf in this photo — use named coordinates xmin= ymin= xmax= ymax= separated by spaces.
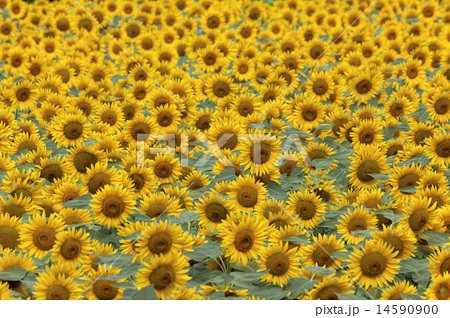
xmin=311 ymin=158 xmax=333 ymax=172
xmin=248 ymin=285 xmax=289 ymax=300
xmin=368 ymin=173 xmax=391 ymax=181
xmin=418 ymin=231 xmax=450 ymax=247
xmin=131 ymin=285 xmax=159 ymax=300
xmin=61 ymin=194 xmax=93 ymax=209
xmin=177 ymin=210 xmax=200 ymax=224
xmin=112 ymin=281 xmax=136 ymax=289
xmin=336 ymin=293 xmax=367 ymax=300
xmin=288 ymin=277 xmax=317 ymax=298
xmin=351 ymin=229 xmax=379 ymax=237
xmin=184 ymin=240 xmax=223 ymax=262
xmin=399 ymin=186 xmax=416 ymax=194
xmin=0 ymin=266 xmax=29 ymax=281
xmin=229 ymin=270 xmax=269 ymax=289
xmin=303 ymin=266 xmax=335 ymax=276
xmin=94 ymin=254 xmax=135 ymax=268
xmin=282 ymin=235 xmax=309 ymax=245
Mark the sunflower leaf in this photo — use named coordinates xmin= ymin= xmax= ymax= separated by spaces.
xmin=184 ymin=240 xmax=223 ymax=262
xmin=303 ymin=266 xmax=335 ymax=276
xmin=418 ymin=231 xmax=450 ymax=247
xmin=350 ymin=229 xmax=379 ymax=237
xmin=248 ymin=285 xmax=289 ymax=300
xmin=130 ymin=285 xmax=159 ymax=300
xmin=282 ymin=235 xmax=309 ymax=245
xmin=311 ymin=158 xmax=333 ymax=172
xmin=335 ymin=293 xmax=368 ymax=300
xmin=367 ymin=173 xmax=391 ymax=181
xmin=0 ymin=266 xmax=28 ymax=281
xmin=288 ymin=277 xmax=317 ymax=298
xmin=399 ymin=186 xmax=416 ymax=193
xmin=61 ymin=194 xmax=93 ymax=209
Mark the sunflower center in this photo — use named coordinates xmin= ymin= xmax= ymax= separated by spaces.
xmin=360 ymin=252 xmax=387 ymax=277
xmin=56 ymin=69 xmax=71 ymax=83
xmin=154 ymin=162 xmax=173 ymax=179
xmin=409 ymin=208 xmax=428 ymax=231
xmin=149 ymin=264 xmax=176 ymax=290
xmin=40 ymin=164 xmax=63 ymax=183
xmin=250 ymin=141 xmax=272 ymax=165
xmin=216 ymin=130 xmax=238 ymax=150
xmin=3 ymin=204 xmax=26 ymax=218
xmin=126 ymin=24 xmax=140 ymax=38
xmin=212 ymin=81 xmax=230 ymax=98
xmin=434 ymin=98 xmax=450 ymax=115
xmin=237 ymin=101 xmax=254 ymax=116
xmin=157 ymin=111 xmax=173 ymax=127
xmin=147 ymin=232 xmax=172 ymax=255
xmin=302 ymin=107 xmax=318 ymax=122
xmin=234 ymin=229 xmax=254 ymax=252
xmin=0 ymin=225 xmax=19 ymax=250
xmin=205 ymin=202 xmax=228 ymax=223
xmin=265 ymin=252 xmax=290 ymax=276
xmin=88 ymin=173 xmax=111 ymax=194
xmin=73 ymin=152 xmax=98 ymax=173
xmin=78 ymin=18 xmax=93 ymax=31
xmin=204 ymin=53 xmax=217 ymax=66
xmin=101 ymin=110 xmax=117 ymax=126
xmin=312 ymin=245 xmax=335 ymax=267
xmin=46 ymin=284 xmax=71 ymax=300
xmin=17 ymin=140 xmax=37 ymax=152
xmin=102 ymin=195 xmax=125 ymax=217
xmin=295 ymin=200 xmax=316 ymax=220
xmin=389 ymin=103 xmax=404 ymax=117
xmin=11 ymin=188 xmax=32 ymax=200
xmin=236 ymin=186 xmax=258 ymax=208
xmin=280 ymin=160 xmax=296 ymax=176
xmin=308 ymin=149 xmax=327 ymax=161
xmin=437 ymin=285 xmax=450 ymax=300
xmin=435 ymin=140 xmax=450 ymax=158
xmin=145 ymin=203 xmax=166 ymax=219
xmin=358 ymin=128 xmax=375 ymax=144
xmin=65 ymin=216 xmax=82 ymax=225
xmin=356 ymin=160 xmax=380 ymax=182
xmin=62 ymin=191 xmax=79 ymax=203
xmin=131 ymin=122 xmax=151 ymax=141
xmin=93 ymin=279 xmax=119 ymax=300
xmin=348 ymin=217 xmax=367 ymax=232
xmin=314 ymin=285 xmax=343 ymax=300
xmin=355 ymin=79 xmax=372 ymax=94
xmin=11 ymin=56 xmax=22 ymax=67
xmin=195 ymin=115 xmax=211 ymax=131
xmin=238 ymin=64 xmax=248 ymax=74
xmin=63 ymin=122 xmax=83 ymax=140
xmin=60 ymin=238 xmax=82 ymax=260
xmin=383 ymin=236 xmax=404 ymax=257
xmin=414 ymin=130 xmax=433 ymax=144
xmin=134 ymin=88 xmax=147 ymax=100
xmin=387 ymin=144 xmax=403 ymax=156
xmin=398 ymin=173 xmax=419 ymax=190
xmin=312 ymin=79 xmax=328 ymax=95
xmin=130 ymin=173 xmax=145 ymax=190
xmin=32 ymin=226 xmax=56 ymax=251
xmin=16 ymin=87 xmax=31 ymax=102
xmin=439 ymin=258 xmax=450 ymax=276
xmin=310 ymin=45 xmax=324 ymax=59
xmin=406 ymin=67 xmax=418 ymax=79
xmin=56 ymin=18 xmax=70 ymax=31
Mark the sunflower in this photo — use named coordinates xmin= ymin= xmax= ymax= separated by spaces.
xmin=218 ymin=211 xmax=272 ymax=266
xmin=166 ymin=286 xmax=203 ymax=300
xmin=67 ymin=143 xmax=108 ymax=177
xmin=384 ymin=95 xmax=414 ymax=124
xmin=348 ymin=145 xmax=388 ymax=190
xmin=286 ymin=190 xmax=325 ymax=230
xmin=426 ymin=91 xmax=450 ymax=124
xmin=195 ymin=193 xmax=236 ymax=231
xmin=117 ymin=221 xmax=150 ymax=258
xmin=207 ymin=117 xmax=243 ymax=153
xmin=9 ymin=132 xmax=45 ymax=154
xmin=227 ymin=175 xmax=267 ymax=212
xmin=0 ymin=193 xmax=34 ymax=219
xmin=404 ymin=120 xmax=437 ymax=146
xmin=424 ymin=272 xmax=450 ymax=300
xmin=347 ymin=240 xmax=401 ymax=289
xmin=300 ymin=142 xmax=336 ymax=175
xmin=401 ymin=59 xmax=426 ymax=87
xmin=138 ymin=192 xmax=182 ymax=219
xmin=49 ymin=112 xmax=88 ymax=148
xmin=306 ymin=71 xmax=335 ymax=102
xmin=50 ymin=228 xmax=93 ymax=267
xmin=301 ymin=233 xmax=346 ymax=269
xmin=0 ymin=213 xmax=21 ymax=251
xmin=205 ymin=75 xmax=237 ymax=103
xmin=33 ymin=272 xmax=83 ymax=300
xmin=83 ymin=264 xmax=126 ymax=300
xmin=306 ymin=275 xmax=354 ymax=300
xmin=238 ymin=133 xmax=281 ymax=175
xmin=388 ymin=164 xmax=425 ymax=202
xmin=0 ymin=248 xmax=37 ymax=295
xmin=347 ymin=70 xmax=383 ymax=104
xmin=134 ymin=253 xmax=190 ymax=299
xmin=337 ymin=207 xmax=378 ymax=245
xmin=350 ymin=119 xmax=384 ymax=148
xmin=417 ymin=186 xmax=450 ymax=210
xmin=257 ymin=243 xmax=301 ymax=287
xmin=126 ymin=165 xmax=156 ymax=199
xmin=399 ymin=196 xmax=438 ymax=237
xmin=371 ymin=224 xmax=417 ymax=260
xmin=0 ymin=281 xmax=13 ymax=300
xmin=19 ymin=212 xmax=65 ymax=259
xmin=196 ymin=47 xmax=227 ymax=73
xmin=151 ymin=104 xmax=181 ymax=134
xmin=91 ymin=184 xmax=136 ymax=229
xmin=135 ymin=220 xmax=193 ymax=260
xmin=52 ymin=179 xmax=89 ymax=206
xmin=146 ymin=154 xmax=182 ymax=185
xmin=232 ymin=57 xmax=255 ymax=82
xmin=288 ymin=96 xmax=325 ymax=131
xmin=428 ymin=247 xmax=450 ymax=280
xmin=82 ymin=162 xmax=122 ymax=195
xmin=200 ymin=284 xmax=248 ymax=299
xmin=424 ymin=131 xmax=450 ymax=168
xmin=60 ymin=208 xmax=93 ymax=226
xmin=380 ymin=280 xmax=418 ymax=300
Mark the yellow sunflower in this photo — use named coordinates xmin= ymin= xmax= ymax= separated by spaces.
xmin=33 ymin=272 xmax=83 ymax=300
xmin=146 ymin=154 xmax=182 ymax=185
xmin=347 ymin=240 xmax=401 ymax=289
xmin=379 ymin=280 xmax=417 ymax=300
xmin=19 ymin=212 xmax=65 ymax=259
xmin=424 ymin=272 xmax=450 ymax=300
xmin=306 ymin=275 xmax=353 ymax=300
xmin=195 ymin=193 xmax=236 ymax=231
xmin=238 ymin=133 xmax=281 ymax=175
xmin=50 ymin=228 xmax=93 ymax=267
xmin=218 ymin=211 xmax=272 ymax=266
xmin=286 ymin=190 xmax=325 ymax=230
xmin=424 ymin=131 xmax=450 ymax=168
xmin=138 ymin=192 xmax=182 ymax=219
xmin=257 ymin=243 xmax=301 ymax=287
xmin=0 ymin=213 xmax=21 ymax=251
xmin=348 ymin=145 xmax=388 ymax=189
xmin=134 ymin=253 xmax=190 ymax=299
xmin=370 ymin=224 xmax=417 ymax=260
xmin=227 ymin=175 xmax=267 ymax=212
xmin=83 ymin=264 xmax=126 ymax=300
xmin=301 ymin=233 xmax=346 ymax=269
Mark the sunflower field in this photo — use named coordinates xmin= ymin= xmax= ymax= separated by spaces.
xmin=0 ymin=0 xmax=450 ymax=302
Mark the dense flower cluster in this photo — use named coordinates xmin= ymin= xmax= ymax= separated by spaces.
xmin=0 ymin=0 xmax=450 ymax=300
